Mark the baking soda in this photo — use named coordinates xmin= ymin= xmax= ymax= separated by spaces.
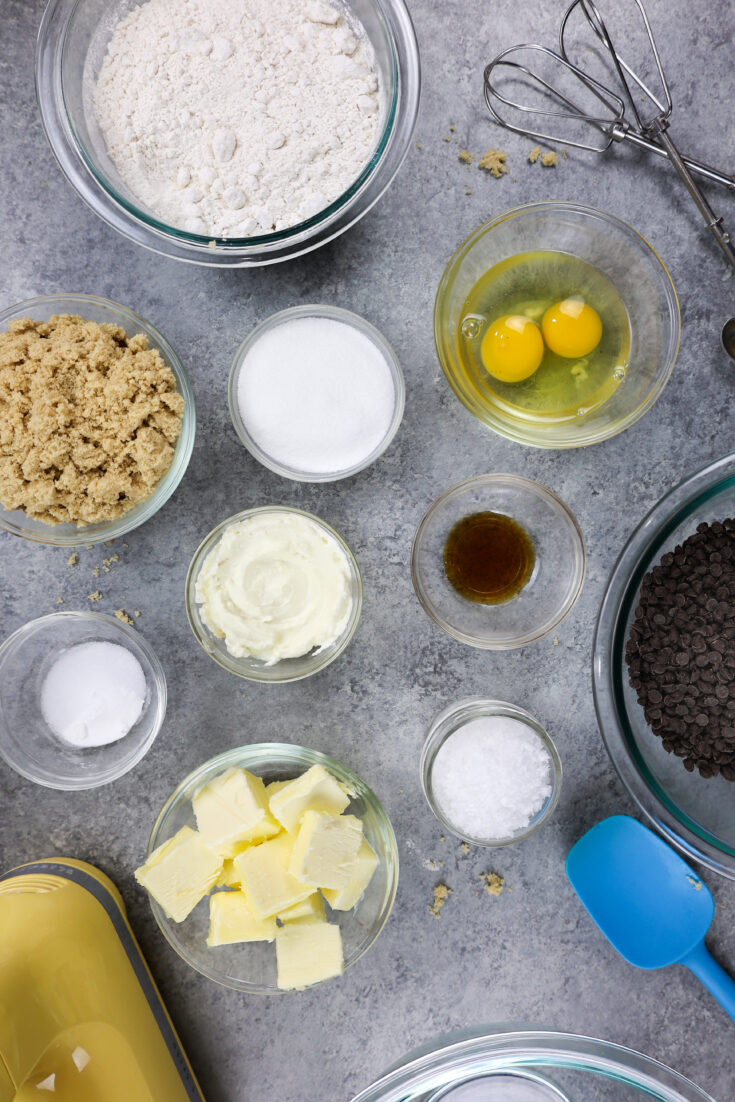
xmin=40 ymin=641 xmax=147 ymax=748
xmin=431 ymin=716 xmax=552 ymax=840
xmin=236 ymin=315 xmax=397 ymax=476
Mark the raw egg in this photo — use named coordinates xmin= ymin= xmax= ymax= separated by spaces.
xmin=542 ymin=298 xmax=602 ymax=358
xmin=481 ymin=314 xmax=544 ymax=383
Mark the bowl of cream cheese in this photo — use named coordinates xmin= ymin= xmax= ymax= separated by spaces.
xmin=185 ymin=507 xmax=363 ymax=681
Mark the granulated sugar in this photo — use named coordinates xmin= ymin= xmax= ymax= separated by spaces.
xmin=430 ymin=716 xmax=552 ymax=840
xmin=236 ymin=315 xmax=397 ymax=476
xmin=94 ymin=0 xmax=380 ymax=237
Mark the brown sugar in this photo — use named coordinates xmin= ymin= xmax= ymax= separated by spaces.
xmin=0 ymin=315 xmax=184 ymax=526
xmin=540 ymin=151 xmax=558 ymax=167
xmin=482 ymin=872 xmax=505 ymax=897
xmin=429 ymin=882 xmax=452 ymax=918
xmin=528 ymin=146 xmax=541 ymax=164
xmin=458 ymin=149 xmax=474 ymax=165
xmin=478 ymin=149 xmax=508 ymax=178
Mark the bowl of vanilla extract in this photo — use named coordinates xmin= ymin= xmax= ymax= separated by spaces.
xmin=411 ymin=474 xmax=586 ymax=649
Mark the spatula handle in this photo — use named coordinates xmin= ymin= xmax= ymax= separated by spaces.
xmin=684 ymin=941 xmax=735 ymax=1021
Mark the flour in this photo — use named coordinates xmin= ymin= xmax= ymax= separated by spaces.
xmin=93 ymin=0 xmax=380 ymax=238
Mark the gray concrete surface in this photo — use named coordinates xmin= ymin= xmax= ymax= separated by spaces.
xmin=1 ymin=0 xmax=734 ymax=1099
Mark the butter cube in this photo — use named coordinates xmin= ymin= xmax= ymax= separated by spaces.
xmin=322 ymin=838 xmax=378 ymax=910
xmin=193 ymin=768 xmax=280 ymax=857
xmin=288 ymin=810 xmax=363 ymax=889
xmin=269 ymin=765 xmax=350 ymax=833
xmin=234 ymin=833 xmax=316 ymax=918
xmin=135 ymin=826 xmax=223 ymax=923
xmin=277 ymin=892 xmax=325 ymax=923
xmin=207 ymin=890 xmax=277 ymax=946
xmin=275 ymin=919 xmax=344 ymax=989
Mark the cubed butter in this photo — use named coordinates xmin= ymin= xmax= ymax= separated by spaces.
xmin=207 ymin=890 xmax=277 ymax=946
xmin=277 ymin=892 xmax=325 ymax=923
xmin=234 ymin=832 xmax=316 ymax=918
xmin=268 ymin=764 xmax=350 ymax=833
xmin=275 ymin=918 xmax=344 ymax=989
xmin=193 ymin=768 xmax=280 ymax=857
xmin=216 ymin=858 xmax=242 ymax=888
xmin=288 ymin=810 xmax=363 ymax=889
xmin=322 ymin=838 xmax=378 ymax=910
xmin=135 ymin=825 xmax=223 ymax=923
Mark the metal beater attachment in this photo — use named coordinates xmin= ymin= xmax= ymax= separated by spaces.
xmin=483 ymin=0 xmax=735 ymax=279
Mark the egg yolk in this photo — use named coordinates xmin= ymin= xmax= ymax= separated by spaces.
xmin=541 ymin=298 xmax=602 ymax=359
xmin=480 ymin=314 xmax=544 ymax=383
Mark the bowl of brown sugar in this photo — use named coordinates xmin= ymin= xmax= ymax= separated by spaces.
xmin=0 ymin=293 xmax=195 ymax=546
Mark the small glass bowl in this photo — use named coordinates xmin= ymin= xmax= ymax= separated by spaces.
xmin=228 ymin=305 xmax=405 ymax=482
xmin=411 ymin=474 xmax=585 ymax=649
xmin=0 ymin=611 xmax=167 ymax=790
xmin=421 ymin=699 xmax=562 ymax=847
xmin=434 ymin=202 xmax=680 ymax=448
xmin=143 ymin=743 xmax=399 ymax=994
xmin=0 ymin=293 xmax=195 ymax=546
xmin=185 ymin=506 xmax=363 ymax=682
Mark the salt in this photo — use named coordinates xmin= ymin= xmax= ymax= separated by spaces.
xmin=430 ymin=716 xmax=552 ymax=840
xmin=40 ymin=641 xmax=147 ymax=748
xmin=236 ymin=315 xmax=397 ymax=476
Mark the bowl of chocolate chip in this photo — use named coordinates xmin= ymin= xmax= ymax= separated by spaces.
xmin=594 ymin=452 xmax=735 ymax=881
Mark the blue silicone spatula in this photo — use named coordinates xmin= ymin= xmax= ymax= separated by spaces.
xmin=566 ymin=815 xmax=735 ymax=1020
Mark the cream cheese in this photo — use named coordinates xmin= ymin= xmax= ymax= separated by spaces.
xmin=195 ymin=512 xmax=353 ymax=664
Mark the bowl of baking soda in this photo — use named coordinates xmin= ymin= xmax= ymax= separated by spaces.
xmin=0 ymin=612 xmax=166 ymax=789
xmin=421 ymin=699 xmax=562 ymax=846
xmin=229 ymin=305 xmax=405 ymax=481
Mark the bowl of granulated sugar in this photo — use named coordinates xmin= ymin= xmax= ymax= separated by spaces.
xmin=229 ymin=305 xmax=405 ymax=482
xmin=421 ymin=698 xmax=562 ymax=846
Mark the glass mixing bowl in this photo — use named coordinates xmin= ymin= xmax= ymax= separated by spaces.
xmin=0 ymin=293 xmax=195 ymax=546
xmin=36 ymin=0 xmax=420 ymax=267
xmin=185 ymin=506 xmax=363 ymax=683
xmin=411 ymin=475 xmax=585 ymax=649
xmin=594 ymin=452 xmax=735 ymax=881
xmin=349 ymin=1027 xmax=716 ymax=1102
xmin=143 ymin=743 xmax=399 ymax=994
xmin=434 ymin=203 xmax=680 ymax=448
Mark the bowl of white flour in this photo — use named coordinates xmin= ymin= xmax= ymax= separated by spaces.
xmin=36 ymin=0 xmax=420 ymax=266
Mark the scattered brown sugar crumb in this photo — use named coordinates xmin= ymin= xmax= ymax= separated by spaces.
xmin=442 ymin=135 xmax=452 ymax=143
xmin=541 ymin=151 xmax=558 ymax=167
xmin=482 ymin=872 xmax=505 ymax=897
xmin=553 ymin=636 xmax=559 ymax=646
xmin=561 ymin=148 xmax=568 ymax=159
xmin=465 ymin=188 xmax=472 ymax=195
xmin=92 ymin=565 xmax=100 ymax=578
xmin=415 ymin=141 xmax=423 ymax=150
xmin=67 ymin=552 xmax=78 ymax=566
xmin=429 ymin=883 xmax=452 ymax=918
xmin=528 ymin=145 xmax=541 ymax=163
xmin=0 ymin=314 xmax=184 ymax=527
xmin=478 ymin=149 xmax=508 ymax=178
xmin=134 ymin=609 xmax=141 ymax=618
xmin=449 ymin=124 xmax=457 ymax=133
xmin=56 ymin=596 xmax=64 ymax=605
xmin=458 ymin=149 xmax=473 ymax=165
xmin=88 ymin=590 xmax=102 ymax=602
xmin=460 ymin=842 xmax=470 ymax=855
xmin=115 ymin=608 xmax=134 ymax=626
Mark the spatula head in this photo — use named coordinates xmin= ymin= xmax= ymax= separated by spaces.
xmin=566 ymin=815 xmax=714 ymax=969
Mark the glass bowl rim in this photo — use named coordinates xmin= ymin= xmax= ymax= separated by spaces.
xmin=0 ymin=609 xmax=167 ymax=790
xmin=185 ymin=505 xmax=363 ymax=682
xmin=0 ymin=291 xmax=196 ymax=546
xmin=145 ymin=741 xmax=399 ymax=994
xmin=433 ymin=200 xmax=681 ymax=450
xmin=593 ymin=450 xmax=735 ymax=880
xmin=411 ymin=473 xmax=586 ymax=650
xmin=227 ymin=304 xmax=406 ymax=482
xmin=420 ymin=698 xmax=563 ymax=847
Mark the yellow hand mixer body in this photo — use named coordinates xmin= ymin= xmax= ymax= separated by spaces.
xmin=0 ymin=859 xmax=206 ymax=1101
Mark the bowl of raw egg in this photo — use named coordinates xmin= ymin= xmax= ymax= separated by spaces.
xmin=434 ymin=202 xmax=680 ymax=449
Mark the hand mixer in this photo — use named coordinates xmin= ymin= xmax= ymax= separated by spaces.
xmin=483 ymin=0 xmax=735 ymax=360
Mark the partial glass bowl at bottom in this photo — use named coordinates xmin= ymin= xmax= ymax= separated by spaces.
xmin=144 ymin=743 xmax=399 ymax=994
xmin=185 ymin=506 xmax=363 ymax=683
xmin=421 ymin=699 xmax=562 ymax=847
xmin=0 ymin=293 xmax=195 ymax=546
xmin=594 ymin=451 xmax=735 ymax=881
xmin=0 ymin=612 xmax=166 ymax=789
xmin=411 ymin=475 xmax=585 ymax=649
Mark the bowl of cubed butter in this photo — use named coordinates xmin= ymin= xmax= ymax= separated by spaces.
xmin=136 ymin=743 xmax=398 ymax=993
